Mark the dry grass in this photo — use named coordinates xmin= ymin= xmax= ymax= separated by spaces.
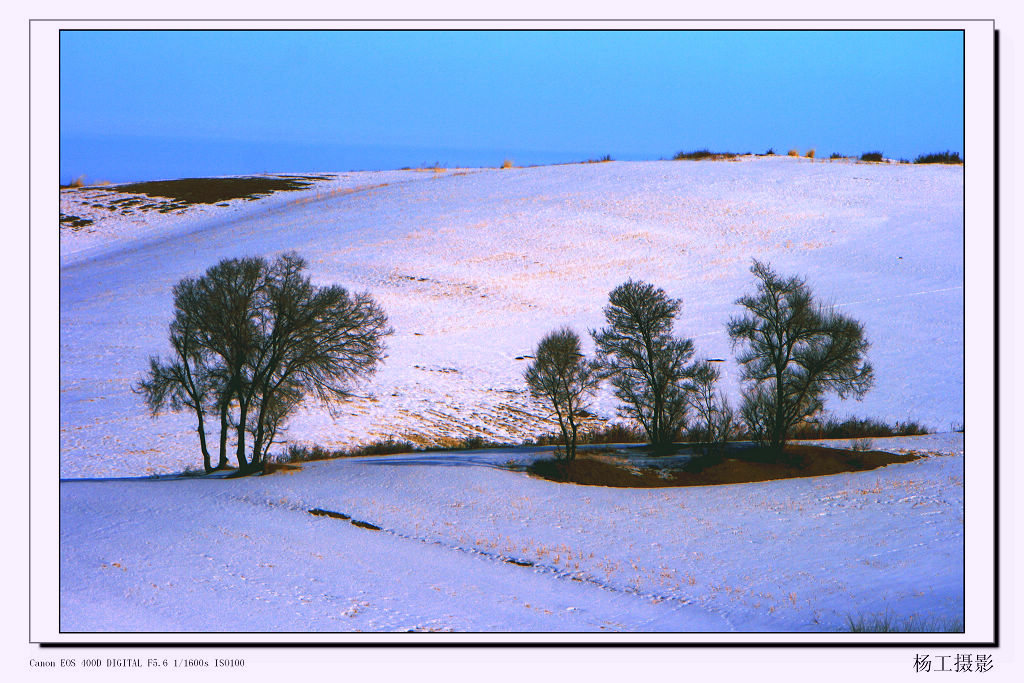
xmin=61 ymin=174 xmax=88 ymax=189
xmin=846 ymin=611 xmax=963 ymax=633
xmin=501 ymin=159 xmax=514 ymax=169
xmin=787 ymin=149 xmax=800 ymax=157
xmin=805 ymin=149 xmax=815 ymax=159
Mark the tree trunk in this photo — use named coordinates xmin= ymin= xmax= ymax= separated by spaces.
xmin=235 ymin=396 xmax=250 ymax=471
xmin=250 ymin=387 xmax=270 ymax=468
xmin=195 ymin=407 xmax=212 ymax=473
xmin=217 ymin=398 xmax=230 ymax=469
xmin=568 ymin=418 xmax=578 ymax=462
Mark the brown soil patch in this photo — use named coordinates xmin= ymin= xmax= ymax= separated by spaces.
xmin=100 ymin=174 xmax=332 ymax=206
xmin=526 ymin=444 xmax=921 ymax=488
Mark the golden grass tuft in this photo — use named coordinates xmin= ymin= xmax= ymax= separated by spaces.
xmin=787 ymin=149 xmax=799 ymax=157
xmin=805 ymin=149 xmax=815 ymax=159
xmin=501 ymin=159 xmax=514 ymax=169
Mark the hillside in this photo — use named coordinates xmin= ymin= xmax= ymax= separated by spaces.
xmin=59 ymin=157 xmax=964 ymax=479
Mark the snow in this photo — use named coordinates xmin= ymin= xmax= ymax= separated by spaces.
xmin=60 ymin=434 xmax=963 ymax=633
xmin=57 ymin=157 xmax=965 ymax=633
xmin=60 ymin=157 xmax=964 ymax=479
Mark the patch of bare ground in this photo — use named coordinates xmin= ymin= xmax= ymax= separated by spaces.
xmin=98 ymin=174 xmax=334 ymax=207
xmin=526 ymin=444 xmax=922 ymax=488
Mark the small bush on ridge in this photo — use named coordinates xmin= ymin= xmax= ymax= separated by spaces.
xmin=673 ymin=149 xmax=738 ymax=161
xmin=914 ymin=150 xmax=963 ymax=164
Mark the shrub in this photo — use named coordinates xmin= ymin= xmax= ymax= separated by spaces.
xmin=788 ymin=416 xmax=929 ymax=440
xmin=829 ymin=153 xmax=845 ymax=159
xmin=914 ymin=151 xmax=963 ymax=164
xmin=281 ymin=443 xmax=337 ymax=463
xmin=354 ymin=439 xmax=419 ymax=457
xmin=805 ymin=149 xmax=815 ymax=159
xmin=850 ymin=437 xmax=873 ymax=452
xmin=787 ymin=149 xmax=799 ymax=157
xmin=673 ymin=149 xmax=737 ymax=161
xmin=279 ymin=438 xmax=418 ymax=463
xmin=531 ymin=423 xmax=646 ymax=446
xmin=501 ymin=159 xmax=514 ymax=169
xmin=581 ymin=423 xmax=646 ymax=444
xmin=764 ymin=148 xmax=776 ymax=156
xmin=860 ymin=151 xmax=884 ymax=162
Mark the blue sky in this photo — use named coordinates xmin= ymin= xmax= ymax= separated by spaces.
xmin=60 ymin=30 xmax=964 ymax=183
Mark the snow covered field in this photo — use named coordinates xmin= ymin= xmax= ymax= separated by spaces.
xmin=58 ymin=156 xmax=965 ymax=634
xmin=60 ymin=434 xmax=963 ymax=634
xmin=60 ymin=157 xmax=964 ymax=479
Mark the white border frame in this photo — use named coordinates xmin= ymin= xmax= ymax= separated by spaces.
xmin=31 ymin=19 xmax=995 ymax=648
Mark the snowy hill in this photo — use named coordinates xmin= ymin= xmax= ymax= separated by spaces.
xmin=56 ymin=156 xmax=967 ymax=635
xmin=59 ymin=156 xmax=964 ymax=479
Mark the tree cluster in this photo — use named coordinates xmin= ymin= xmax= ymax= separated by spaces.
xmin=524 ymin=260 xmax=874 ymax=457
xmin=525 ymin=279 xmax=705 ymax=458
xmin=136 ymin=253 xmax=392 ymax=473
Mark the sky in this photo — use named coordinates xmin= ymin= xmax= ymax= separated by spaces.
xmin=59 ymin=30 xmax=964 ymax=183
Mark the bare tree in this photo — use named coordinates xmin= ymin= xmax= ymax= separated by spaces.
xmin=524 ymin=328 xmax=601 ymax=461
xmin=240 ymin=253 xmax=392 ymax=469
xmin=592 ymin=279 xmax=697 ymax=447
xmin=175 ymin=257 xmax=266 ymax=470
xmin=687 ymin=361 xmax=737 ymax=454
xmin=136 ymin=252 xmax=392 ymax=473
xmin=134 ymin=289 xmax=221 ymax=472
xmin=727 ymin=260 xmax=874 ymax=450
